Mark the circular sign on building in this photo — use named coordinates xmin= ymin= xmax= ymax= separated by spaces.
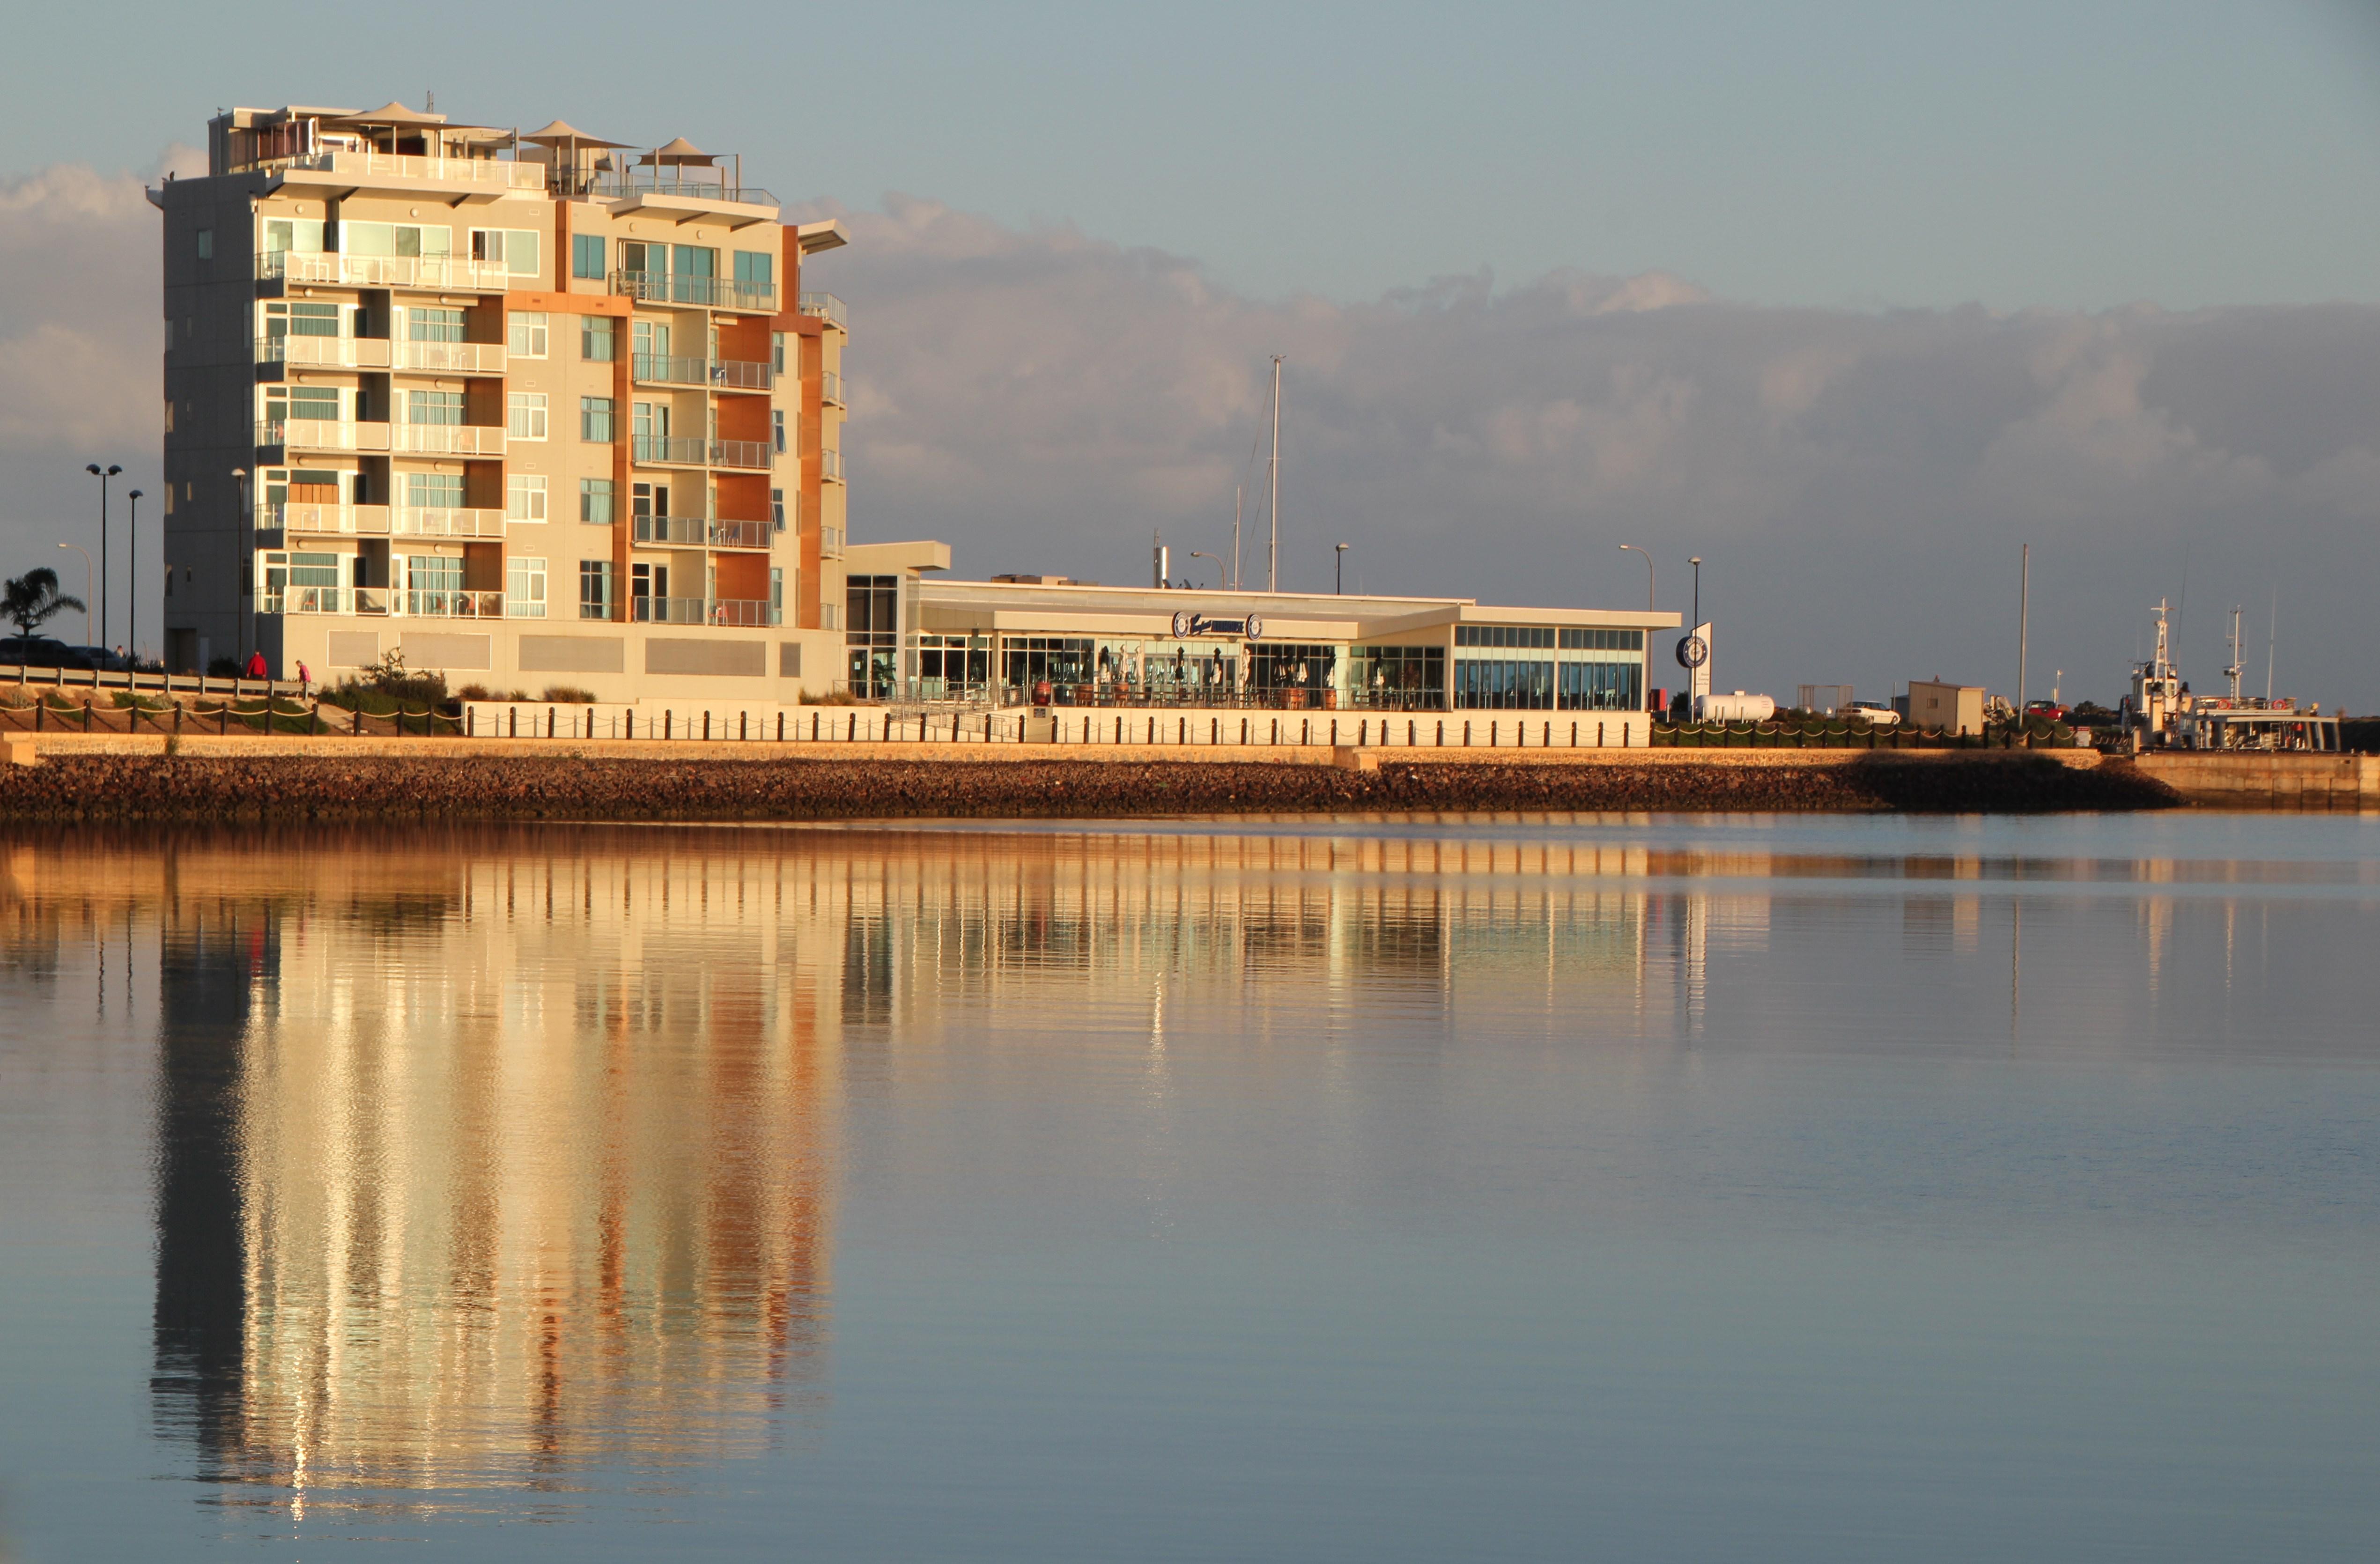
xmin=1675 ymin=634 xmax=1708 ymax=671
xmin=1244 ymin=614 xmax=1264 ymax=640
xmin=1172 ymin=610 xmax=1195 ymax=638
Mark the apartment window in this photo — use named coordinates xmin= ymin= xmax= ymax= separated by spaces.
xmin=269 ymin=386 xmax=343 ymax=424
xmin=770 ymin=568 xmax=784 ymax=620
xmin=405 ymin=472 xmax=464 ymax=512
xmin=407 ymin=307 xmax=466 ymax=344
xmin=347 ymin=222 xmax=451 ymax=258
xmin=508 ymin=392 xmax=548 ymax=441
xmin=1558 ymin=628 xmax=1645 ymax=652
xmin=506 ymin=473 xmax=548 ymax=522
xmin=772 ymin=409 xmax=786 ymax=453
xmin=506 ymin=556 xmax=548 ymax=619
xmin=195 ymin=228 xmax=213 ymax=260
xmin=265 ymin=301 xmax=340 ymax=339
xmin=262 ymin=218 xmax=325 ymax=255
xmin=734 ymin=250 xmax=773 ymax=295
xmin=407 ymin=389 xmax=463 ymax=426
xmin=581 ymin=316 xmax=615 ymax=362
xmin=580 ymin=478 xmax=615 ymax=524
xmin=579 ymin=560 xmax=615 ymax=620
xmin=507 ymin=311 xmax=549 ymax=359
xmin=1455 ymin=625 xmax=1556 ymax=649
xmin=770 ymin=487 xmax=786 ymax=531
xmin=471 ymin=229 xmax=542 ymax=278
xmin=771 ymin=332 xmax=787 ymax=374
xmin=632 ymin=320 xmax=669 ymax=360
xmin=581 ymin=396 xmax=615 ymax=443
xmin=572 ymin=233 xmax=606 ymax=280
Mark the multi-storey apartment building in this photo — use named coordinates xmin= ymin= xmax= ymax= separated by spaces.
xmin=154 ymin=103 xmax=854 ymax=693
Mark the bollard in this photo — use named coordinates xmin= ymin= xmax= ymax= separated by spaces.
xmin=778 ymin=711 xmax=785 ymax=742
xmin=739 ymin=710 xmax=748 ymax=742
xmin=1302 ymin=718 xmax=1310 ymax=746
xmin=220 ymin=704 xmax=228 ymax=736
xmin=549 ymin=706 xmax=558 ymax=739
xmin=510 ymin=707 xmax=518 ymax=738
xmin=812 ymin=712 xmax=820 ymax=741
xmin=83 ymin=700 xmax=92 ymax=732
xmin=665 ymin=710 xmax=673 ymax=740
xmin=174 ymin=703 xmax=183 ymax=734
xmin=1271 ymin=718 xmax=1279 ymax=746
xmin=848 ymin=712 xmax=857 ymax=742
xmin=354 ymin=707 xmax=363 ymax=737
xmin=703 ymin=711 xmax=712 ymax=741
xmin=1598 ymin=722 xmax=1605 ymax=747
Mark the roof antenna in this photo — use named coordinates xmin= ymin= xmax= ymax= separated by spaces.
xmin=426 ymin=91 xmax=436 ymax=114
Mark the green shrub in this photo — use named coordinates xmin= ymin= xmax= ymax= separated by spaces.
xmin=539 ymin=685 xmax=598 ymax=704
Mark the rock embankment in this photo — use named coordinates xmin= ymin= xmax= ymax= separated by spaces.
xmin=0 ymin=754 xmax=2178 ymax=824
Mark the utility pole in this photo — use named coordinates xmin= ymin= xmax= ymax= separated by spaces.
xmin=2017 ymin=543 xmax=2030 ymax=716
xmin=1266 ymin=355 xmax=1283 ymax=593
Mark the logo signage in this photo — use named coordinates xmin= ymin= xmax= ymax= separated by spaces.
xmin=1675 ymin=634 xmax=1708 ymax=671
xmin=1172 ymin=610 xmax=1264 ymax=640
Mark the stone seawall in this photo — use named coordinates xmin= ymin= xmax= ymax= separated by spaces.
xmin=0 ymin=752 xmax=2176 ymax=825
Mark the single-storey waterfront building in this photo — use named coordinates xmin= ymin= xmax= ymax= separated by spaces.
xmin=857 ymin=545 xmax=1681 ymax=711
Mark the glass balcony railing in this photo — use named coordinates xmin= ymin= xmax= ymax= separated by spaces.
xmin=562 ymin=170 xmax=776 ymax=207
xmin=706 ymin=518 xmax=773 ymax=549
xmin=256 ymin=335 xmax=391 ymax=370
xmin=818 ymin=448 xmax=844 ymax=481
xmin=393 ymin=507 xmax=505 ymax=539
xmin=404 ymin=590 xmax=504 ymax=619
xmin=259 ymin=251 xmax=512 ymax=291
xmin=257 ymin=586 xmax=394 ymax=617
xmin=820 ymin=369 xmax=844 ymax=406
xmin=631 ymin=597 xmax=781 ymax=627
xmin=277 ymin=151 xmax=546 ymax=191
xmin=394 ymin=423 xmax=506 ymax=456
xmin=609 ymin=270 xmax=777 ymax=312
xmin=266 ymin=502 xmax=390 ymax=536
xmin=797 ymin=292 xmax=848 ymax=328
xmin=631 ymin=353 xmax=773 ymax=391
xmin=631 ymin=435 xmax=773 ymax=470
xmin=392 ymin=339 xmax=506 ymax=373
xmin=259 ymin=419 xmax=391 ymax=453
xmin=630 ymin=514 xmax=773 ymax=548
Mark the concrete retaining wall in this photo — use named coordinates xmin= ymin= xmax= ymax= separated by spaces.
xmin=2129 ymin=752 xmax=2380 ymax=806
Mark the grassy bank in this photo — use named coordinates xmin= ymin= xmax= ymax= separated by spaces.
xmin=0 ymin=753 xmax=2180 ymax=824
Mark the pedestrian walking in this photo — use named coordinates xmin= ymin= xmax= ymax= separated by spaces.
xmin=296 ymin=660 xmax=311 ymax=695
xmin=244 ymin=650 xmax=267 ymax=682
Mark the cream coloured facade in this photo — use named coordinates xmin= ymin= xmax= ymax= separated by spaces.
xmin=153 ymin=103 xmax=853 ymax=693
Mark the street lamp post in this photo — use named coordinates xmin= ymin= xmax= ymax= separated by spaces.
xmin=1617 ymin=543 xmax=1654 ymax=612
xmin=1187 ymin=551 xmax=1224 ymax=589
xmin=1334 ymin=542 xmax=1349 ymax=595
xmin=86 ymin=463 xmax=121 ymax=649
xmin=128 ymin=489 xmax=143 ymax=667
xmin=56 ymin=543 xmax=93 ymax=646
xmin=231 ymin=467 xmax=250 ymax=664
xmin=1690 ymin=555 xmax=1701 ymax=631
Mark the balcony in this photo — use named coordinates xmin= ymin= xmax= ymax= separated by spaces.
xmin=405 ymin=590 xmax=505 ymax=619
xmin=277 ymin=150 xmax=545 ymax=193
xmin=565 ymin=170 xmax=776 ymax=207
xmin=609 ymin=270 xmax=777 ymax=313
xmin=632 ymin=514 xmax=774 ymax=549
xmin=631 ymin=435 xmax=774 ymax=470
xmin=631 ymin=353 xmax=773 ymax=391
xmin=259 ymin=418 xmax=390 ymax=454
xmin=392 ymin=340 xmax=506 ymax=374
xmin=259 ymin=250 xmax=513 ymax=292
xmin=820 ymin=369 xmax=844 ymax=407
xmin=798 ymin=292 xmax=848 ymax=329
xmin=819 ymin=448 xmax=845 ymax=482
xmin=820 ymin=524 xmax=845 ymax=559
xmin=257 ymin=335 xmax=390 ymax=371
xmin=394 ymin=423 xmax=506 ymax=456
xmin=393 ymin=507 xmax=505 ymax=539
xmin=631 ymin=597 xmax=780 ymax=627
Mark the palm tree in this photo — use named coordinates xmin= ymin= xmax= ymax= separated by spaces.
xmin=3 ymin=568 xmax=85 ymax=640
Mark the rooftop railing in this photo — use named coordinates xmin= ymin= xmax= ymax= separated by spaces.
xmin=797 ymin=292 xmax=848 ymax=328
xmin=631 ymin=353 xmax=773 ymax=391
xmin=609 ymin=270 xmax=777 ymax=312
xmin=563 ymin=170 xmax=776 ymax=207
xmin=259 ymin=251 xmax=513 ymax=291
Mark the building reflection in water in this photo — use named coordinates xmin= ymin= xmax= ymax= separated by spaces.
xmin=24 ymin=826 xmax=1733 ymax=1515
xmin=139 ymin=839 xmax=838 ymax=1514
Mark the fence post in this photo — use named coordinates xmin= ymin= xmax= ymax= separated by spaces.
xmin=82 ymin=700 xmax=92 ymax=732
xmin=778 ymin=711 xmax=785 ymax=742
xmin=665 ymin=710 xmax=673 ymax=740
xmin=550 ymin=706 xmax=558 ymax=739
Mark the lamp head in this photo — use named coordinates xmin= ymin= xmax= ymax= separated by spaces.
xmin=86 ymin=463 xmax=101 ymax=476
xmin=1690 ymin=556 xmax=1702 ymax=566
xmin=108 ymin=465 xmax=122 ymax=477
xmin=129 ymin=489 xmax=144 ymax=500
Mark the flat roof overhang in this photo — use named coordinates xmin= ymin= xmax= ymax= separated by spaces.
xmin=265 ymin=168 xmax=526 ymax=207
xmin=605 ymin=192 xmax=778 ymax=230
xmin=915 ymin=579 xmax=1681 ymax=638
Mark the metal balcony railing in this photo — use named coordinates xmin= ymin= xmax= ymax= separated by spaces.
xmin=257 ymin=335 xmax=391 ymax=370
xmin=820 ymin=525 xmax=845 ymax=559
xmin=631 ymin=435 xmax=773 ymax=469
xmin=712 ymin=437 xmax=772 ymax=470
xmin=632 ymin=353 xmax=773 ymax=390
xmin=279 ymin=151 xmax=546 ymax=192
xmin=609 ymin=270 xmax=777 ymax=312
xmin=393 ymin=507 xmax=505 ymax=539
xmin=259 ymin=419 xmax=391 ymax=453
xmin=818 ymin=448 xmax=845 ymax=481
xmin=819 ymin=369 xmax=844 ymax=406
xmin=404 ymin=590 xmax=504 ymax=619
xmin=259 ymin=251 xmax=513 ymax=291
xmin=392 ymin=340 xmax=506 ymax=373
xmin=394 ymin=423 xmax=506 ymax=456
xmin=263 ymin=586 xmax=348 ymax=616
xmin=707 ymin=518 xmax=773 ymax=549
xmin=630 ymin=597 xmax=781 ymax=627
xmin=633 ymin=514 xmax=705 ymax=545
xmin=798 ymin=292 xmax=848 ymax=328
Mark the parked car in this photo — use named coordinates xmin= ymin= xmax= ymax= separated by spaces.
xmin=1845 ymin=701 xmax=1901 ymax=726
xmin=2025 ymin=700 xmax=2069 ymax=722
xmin=0 ymin=638 xmax=128 ymax=671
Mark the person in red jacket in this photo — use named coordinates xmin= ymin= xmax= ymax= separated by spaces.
xmin=244 ymin=650 xmax=267 ymax=681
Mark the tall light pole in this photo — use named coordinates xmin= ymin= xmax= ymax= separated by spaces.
xmin=232 ymin=467 xmax=250 ymax=663
xmin=56 ymin=543 xmax=93 ymax=645
xmin=2017 ymin=543 xmax=2030 ymax=717
xmin=1187 ymin=551 xmax=1224 ymax=589
xmin=1334 ymin=542 xmax=1349 ymax=595
xmin=1690 ymin=555 xmax=1701 ymax=631
xmin=86 ymin=463 xmax=121 ymax=649
xmin=128 ymin=489 xmax=143 ymax=666
xmin=1618 ymin=543 xmax=1653 ymax=612
xmin=1266 ymin=355 xmax=1284 ymax=593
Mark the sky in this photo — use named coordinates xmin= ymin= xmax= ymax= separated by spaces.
xmin=2 ymin=0 xmax=2378 ymax=705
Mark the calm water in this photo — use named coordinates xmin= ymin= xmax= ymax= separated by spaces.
xmin=3 ymin=812 xmax=2378 ymax=1560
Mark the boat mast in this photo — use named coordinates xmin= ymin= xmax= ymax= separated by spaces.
xmin=2225 ymin=605 xmax=2243 ymax=702
xmin=1232 ymin=486 xmax=1242 ymax=592
xmin=1266 ymin=355 xmax=1283 ymax=593
xmin=2017 ymin=543 xmax=2029 ymax=716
